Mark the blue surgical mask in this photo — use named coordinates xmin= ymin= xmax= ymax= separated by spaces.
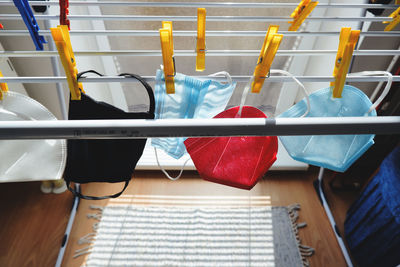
xmin=279 ymin=85 xmax=377 ymax=172
xmin=152 ymin=69 xmax=236 ymax=159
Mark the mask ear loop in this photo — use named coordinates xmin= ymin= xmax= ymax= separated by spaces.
xmin=271 ymin=69 xmax=311 ymax=118
xmin=237 ymin=76 xmax=253 ymax=117
xmin=348 ymin=71 xmax=393 ymax=114
xmin=154 ymin=147 xmax=191 ymax=181
xmin=208 ymin=71 xmax=233 ymax=87
xmin=237 ymin=70 xmax=310 ymax=118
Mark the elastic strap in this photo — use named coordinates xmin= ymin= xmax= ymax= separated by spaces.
xmin=77 ymin=70 xmax=155 ymax=115
xmin=118 ymin=73 xmax=155 ymax=114
xmin=237 ymin=76 xmax=253 ymax=117
xmin=154 ymin=148 xmax=191 ymax=181
xmin=66 ymin=180 xmax=129 ymax=200
xmin=208 ymin=71 xmax=233 ymax=87
xmin=238 ymin=69 xmax=310 ymax=118
xmin=348 ymin=71 xmax=393 ymax=114
xmin=77 ymin=70 xmax=104 ymax=79
xmin=270 ymin=69 xmax=310 ymax=118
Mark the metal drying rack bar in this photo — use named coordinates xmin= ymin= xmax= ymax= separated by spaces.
xmin=0 ymin=1 xmax=398 ymax=9
xmin=0 ymin=14 xmax=395 ymax=22
xmin=1 ymin=30 xmax=400 ymax=37
xmin=0 ymin=117 xmax=399 ymax=139
xmin=1 ymin=50 xmax=399 ymax=57
xmin=1 ymin=75 xmax=400 ymax=83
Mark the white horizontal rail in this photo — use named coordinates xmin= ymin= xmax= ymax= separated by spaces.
xmin=0 ymin=14 xmax=393 ymax=22
xmin=0 ymin=30 xmax=399 ymax=37
xmin=1 ymin=50 xmax=399 ymax=57
xmin=1 ymin=75 xmax=399 ymax=83
xmin=0 ymin=117 xmax=399 ymax=139
xmin=1 ymin=1 xmax=398 ymax=8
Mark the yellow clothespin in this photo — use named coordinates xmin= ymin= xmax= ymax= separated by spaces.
xmin=251 ymin=25 xmax=283 ymax=93
xmin=50 ymin=25 xmax=84 ymax=100
xmin=160 ymin=21 xmax=175 ymax=94
xmin=196 ymin=8 xmax=206 ymax=72
xmin=288 ymin=0 xmax=318 ymax=31
xmin=162 ymin=21 xmax=174 ymax=53
xmin=383 ymin=7 xmax=400 ymax=31
xmin=0 ymin=70 xmax=9 ymax=100
xmin=331 ymin=27 xmax=360 ymax=98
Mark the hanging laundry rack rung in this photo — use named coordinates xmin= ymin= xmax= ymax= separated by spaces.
xmin=2 ymin=50 xmax=399 ymax=57
xmin=0 ymin=14 xmax=394 ymax=22
xmin=0 ymin=1 xmax=398 ymax=9
xmin=1 ymin=75 xmax=399 ymax=83
xmin=0 ymin=117 xmax=399 ymax=140
xmin=1 ymin=30 xmax=400 ymax=37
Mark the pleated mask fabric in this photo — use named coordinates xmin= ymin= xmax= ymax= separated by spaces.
xmin=184 ymin=106 xmax=278 ymax=190
xmin=151 ymin=69 xmax=236 ymax=159
xmin=0 ymin=91 xmax=66 ymax=183
xmin=278 ymin=85 xmax=376 ymax=172
xmin=64 ymin=72 xmax=155 ymax=200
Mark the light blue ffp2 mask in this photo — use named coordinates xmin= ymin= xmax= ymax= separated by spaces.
xmin=152 ymin=69 xmax=236 ymax=159
xmin=279 ymin=85 xmax=377 ymax=172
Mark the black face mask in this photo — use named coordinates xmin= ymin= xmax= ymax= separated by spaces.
xmin=367 ymin=0 xmax=392 ymax=16
xmin=64 ymin=71 xmax=155 ymax=200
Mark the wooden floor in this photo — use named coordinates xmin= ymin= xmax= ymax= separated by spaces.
xmin=0 ymin=181 xmax=74 ymax=267
xmin=0 ymin=169 xmax=354 ymax=267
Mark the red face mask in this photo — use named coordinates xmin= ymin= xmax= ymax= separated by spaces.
xmin=184 ymin=106 xmax=278 ymax=190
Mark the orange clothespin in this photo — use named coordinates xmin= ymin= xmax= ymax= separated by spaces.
xmin=0 ymin=70 xmax=9 ymax=100
xmin=251 ymin=25 xmax=283 ymax=93
xmin=383 ymin=7 xmax=400 ymax=31
xmin=51 ymin=25 xmax=84 ymax=100
xmin=196 ymin=8 xmax=206 ymax=72
xmin=288 ymin=0 xmax=318 ymax=31
xmin=331 ymin=27 xmax=360 ymax=98
xmin=160 ymin=21 xmax=175 ymax=94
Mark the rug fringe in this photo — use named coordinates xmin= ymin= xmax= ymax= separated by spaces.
xmin=77 ymin=233 xmax=96 ymax=245
xmin=287 ymin=203 xmax=315 ymax=267
xmin=74 ymin=205 xmax=105 ymax=258
xmin=73 ymin=245 xmax=93 ymax=258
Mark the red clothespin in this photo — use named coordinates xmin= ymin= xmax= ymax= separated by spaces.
xmin=60 ymin=0 xmax=70 ymax=30
xmin=0 ymin=24 xmax=3 ymax=29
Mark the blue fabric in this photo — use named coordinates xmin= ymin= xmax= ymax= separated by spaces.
xmin=152 ymin=69 xmax=236 ymax=159
xmin=278 ymin=85 xmax=376 ymax=172
xmin=345 ymin=146 xmax=400 ymax=267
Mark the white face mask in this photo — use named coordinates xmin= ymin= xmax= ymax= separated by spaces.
xmin=0 ymin=91 xmax=66 ymax=182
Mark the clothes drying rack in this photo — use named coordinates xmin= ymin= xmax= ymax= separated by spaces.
xmin=0 ymin=1 xmax=400 ymax=266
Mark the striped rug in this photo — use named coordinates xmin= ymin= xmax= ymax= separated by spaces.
xmin=75 ymin=196 xmax=314 ymax=267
